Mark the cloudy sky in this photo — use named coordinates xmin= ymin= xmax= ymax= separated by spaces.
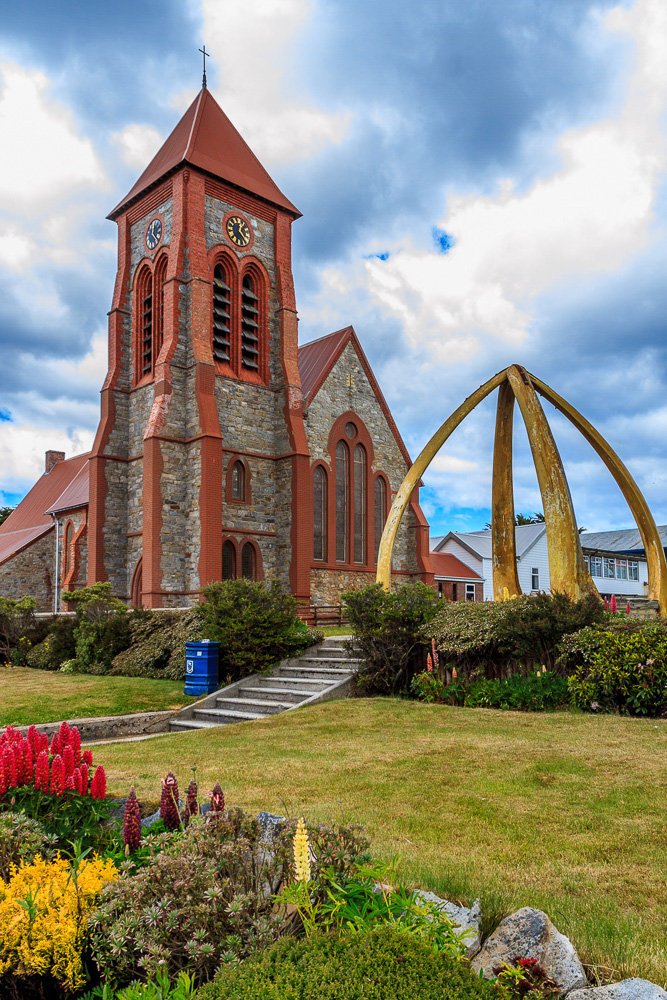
xmin=1 ymin=0 xmax=666 ymax=537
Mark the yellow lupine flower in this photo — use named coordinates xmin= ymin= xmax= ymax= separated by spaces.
xmin=0 ymin=853 xmax=118 ymax=990
xmin=293 ymin=817 xmax=311 ymax=882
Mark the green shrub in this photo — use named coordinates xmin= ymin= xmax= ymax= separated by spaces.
xmin=0 ymin=810 xmax=58 ymax=880
xmin=197 ymin=925 xmax=498 ymax=1000
xmin=342 ymin=583 xmax=438 ymax=695
xmin=110 ymin=608 xmax=207 ymax=680
xmin=24 ymin=614 xmax=78 ymax=671
xmin=0 ymin=595 xmax=38 ymax=665
xmin=429 ymin=591 xmax=606 ymax=679
xmin=199 ymin=579 xmax=322 ymax=681
xmin=62 ymin=583 xmax=131 ymax=674
xmin=411 ymin=669 xmax=570 ymax=712
xmin=563 ymin=619 xmax=667 ymax=716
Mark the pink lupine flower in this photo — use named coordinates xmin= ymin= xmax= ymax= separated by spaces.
xmin=58 ymin=720 xmax=70 ymax=746
xmin=34 ymin=750 xmax=49 ymax=792
xmin=123 ymin=787 xmax=142 ymax=851
xmin=90 ymin=765 xmax=107 ymax=800
xmin=209 ymin=781 xmax=225 ymax=815
xmin=626 ymin=602 xmax=631 ymax=615
xmin=82 ymin=749 xmax=93 ymax=767
xmin=184 ymin=778 xmax=199 ymax=827
xmin=79 ymin=763 xmax=89 ymax=795
xmin=63 ymin=744 xmax=75 ymax=778
xmin=50 ymin=754 xmax=65 ymax=796
xmin=72 ymin=767 xmax=83 ymax=795
xmin=64 ymin=775 xmax=76 ymax=794
xmin=603 ymin=597 xmax=609 ymax=610
xmin=69 ymin=727 xmax=81 ymax=767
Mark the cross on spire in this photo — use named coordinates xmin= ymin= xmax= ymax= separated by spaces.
xmin=199 ymin=45 xmax=210 ymax=89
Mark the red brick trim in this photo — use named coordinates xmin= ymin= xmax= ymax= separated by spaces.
xmin=311 ymin=459 xmax=331 ymax=564
xmin=221 ymin=534 xmax=265 ymax=581
xmin=325 ymin=412 xmax=379 ymax=570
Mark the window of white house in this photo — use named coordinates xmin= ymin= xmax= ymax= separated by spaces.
xmin=465 ymin=583 xmax=475 ymax=601
xmin=531 ymin=568 xmax=539 ymax=590
xmin=588 ymin=555 xmax=602 ymax=576
xmin=629 ymin=561 xmax=639 ymax=581
xmin=615 ymin=559 xmax=628 ymax=580
xmin=604 ymin=558 xmax=616 ymax=579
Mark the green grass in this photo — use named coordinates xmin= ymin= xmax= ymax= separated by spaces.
xmin=320 ymin=626 xmax=352 ymax=636
xmin=0 ymin=666 xmax=196 ymax=726
xmin=95 ymin=699 xmax=667 ymax=986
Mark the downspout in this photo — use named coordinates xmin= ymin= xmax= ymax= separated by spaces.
xmin=51 ymin=513 xmax=59 ymax=614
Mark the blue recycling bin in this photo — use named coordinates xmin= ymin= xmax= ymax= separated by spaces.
xmin=184 ymin=641 xmax=219 ymax=696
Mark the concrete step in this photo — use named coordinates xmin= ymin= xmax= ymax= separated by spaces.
xmin=297 ymin=656 xmax=362 ymax=666
xmin=238 ymin=685 xmax=311 ymax=703
xmin=313 ymin=647 xmax=347 ymax=658
xmin=215 ymin=696 xmax=294 ymax=714
xmin=169 ymin=719 xmax=220 ymax=731
xmin=250 ymin=674 xmax=331 ymax=690
xmin=194 ymin=707 xmax=267 ymax=724
xmin=274 ymin=665 xmax=354 ymax=680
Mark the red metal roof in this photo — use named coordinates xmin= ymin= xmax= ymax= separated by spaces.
xmin=430 ymin=552 xmax=483 ymax=580
xmin=0 ymin=453 xmax=90 ymax=566
xmin=298 ymin=327 xmax=353 ymax=407
xmin=110 ymin=88 xmax=300 ymax=219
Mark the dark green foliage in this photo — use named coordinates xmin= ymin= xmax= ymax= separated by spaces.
xmin=342 ymin=583 xmax=438 ymax=695
xmin=0 ymin=810 xmax=58 ymax=879
xmin=60 ymin=583 xmax=131 ymax=673
xmin=275 ymin=817 xmax=371 ymax=885
xmin=24 ymin=615 xmax=77 ymax=671
xmin=562 ymin=618 xmax=667 ymax=716
xmin=0 ymin=595 xmax=38 ymax=664
xmin=200 ymin=579 xmax=322 ymax=680
xmin=0 ymin=505 xmax=15 ymax=526
xmin=429 ymin=591 xmax=606 ymax=679
xmin=492 ymin=956 xmax=562 ymax=998
xmin=6 ymin=783 xmax=112 ymax=854
xmin=411 ymin=669 xmax=571 ymax=712
xmin=197 ymin=926 xmax=498 ymax=1000
xmin=110 ymin=609 xmax=207 ymax=680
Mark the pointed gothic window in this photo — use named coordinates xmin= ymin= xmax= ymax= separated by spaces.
xmin=63 ymin=521 xmax=73 ymax=580
xmin=241 ymin=274 xmax=260 ymax=370
xmin=155 ymin=255 xmax=168 ymax=357
xmin=212 ymin=262 xmax=232 ymax=363
xmin=353 ymin=445 xmax=366 ymax=564
xmin=313 ymin=466 xmax=327 ymax=561
xmin=231 ymin=461 xmax=245 ymax=501
xmin=222 ymin=540 xmax=236 ymax=580
xmin=140 ymin=272 xmax=153 ymax=376
xmin=374 ymin=477 xmax=387 ymax=562
xmin=335 ymin=441 xmax=349 ymax=562
xmin=241 ymin=542 xmax=256 ymax=579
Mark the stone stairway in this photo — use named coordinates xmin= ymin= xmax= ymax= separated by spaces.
xmin=169 ymin=636 xmax=359 ymax=732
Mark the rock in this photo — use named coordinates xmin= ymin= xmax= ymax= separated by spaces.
xmin=141 ymin=808 xmax=161 ymax=829
xmin=568 ymin=981 xmax=667 ymax=1000
xmin=471 ymin=906 xmax=587 ymax=993
xmin=256 ymin=811 xmax=286 ymax=842
xmin=413 ymin=891 xmax=482 ymax=958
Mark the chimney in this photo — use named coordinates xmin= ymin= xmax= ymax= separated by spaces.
xmin=45 ymin=450 xmax=65 ymax=473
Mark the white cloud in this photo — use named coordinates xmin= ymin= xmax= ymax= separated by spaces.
xmin=51 ymin=333 xmax=108 ymax=385
xmin=0 ymin=423 xmax=92 ymax=494
xmin=112 ymin=124 xmax=164 ymax=169
xmin=201 ymin=0 xmax=350 ymax=163
xmin=356 ymin=0 xmax=667 ymax=361
xmin=0 ymin=62 xmax=107 ymax=211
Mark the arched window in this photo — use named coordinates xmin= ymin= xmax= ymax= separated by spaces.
xmin=212 ymin=262 xmax=232 ymax=363
xmin=231 ymin=461 xmax=245 ymax=501
xmin=313 ymin=466 xmax=327 ymax=561
xmin=335 ymin=441 xmax=349 ymax=562
xmin=62 ymin=521 xmax=73 ymax=579
xmin=353 ymin=445 xmax=366 ymax=564
xmin=374 ymin=477 xmax=388 ymax=562
xmin=138 ymin=267 xmax=153 ymax=377
xmin=154 ymin=255 xmax=168 ymax=357
xmin=130 ymin=558 xmax=143 ymax=608
xmin=241 ymin=542 xmax=256 ymax=579
xmin=241 ymin=273 xmax=260 ymax=370
xmin=222 ymin=540 xmax=236 ymax=580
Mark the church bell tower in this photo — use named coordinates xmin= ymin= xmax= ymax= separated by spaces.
xmin=87 ymin=87 xmax=312 ymax=607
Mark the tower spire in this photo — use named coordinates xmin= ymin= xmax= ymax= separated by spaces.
xmin=199 ymin=45 xmax=210 ymax=89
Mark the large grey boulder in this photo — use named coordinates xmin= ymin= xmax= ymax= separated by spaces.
xmin=569 ymin=981 xmax=667 ymax=1000
xmin=414 ymin=891 xmax=482 ymax=958
xmin=471 ymin=907 xmax=587 ymax=993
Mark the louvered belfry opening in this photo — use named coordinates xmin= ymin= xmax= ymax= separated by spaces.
xmin=141 ymin=274 xmax=153 ymax=376
xmin=241 ymin=273 xmax=260 ymax=370
xmin=155 ymin=256 xmax=167 ymax=356
xmin=212 ymin=263 xmax=232 ymax=362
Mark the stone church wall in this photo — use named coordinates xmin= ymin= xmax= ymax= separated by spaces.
xmin=0 ymin=530 xmax=54 ymax=612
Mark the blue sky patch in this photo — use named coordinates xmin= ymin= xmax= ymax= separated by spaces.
xmin=363 ymin=251 xmax=391 ymax=261
xmin=0 ymin=409 xmax=12 ymax=422
xmin=432 ymin=228 xmax=455 ymax=254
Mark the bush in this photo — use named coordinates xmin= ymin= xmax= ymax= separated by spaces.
xmin=0 ymin=596 xmax=38 ymax=665
xmin=429 ymin=592 xmax=606 ymax=679
xmin=342 ymin=583 xmax=438 ymax=695
xmin=197 ymin=925 xmax=499 ymax=1000
xmin=411 ymin=669 xmax=571 ymax=712
xmin=0 ymin=811 xmax=58 ymax=880
xmin=199 ymin=579 xmax=322 ymax=681
xmin=563 ymin=619 xmax=667 ymax=716
xmin=62 ymin=583 xmax=131 ymax=674
xmin=110 ymin=609 xmax=206 ymax=680
xmin=24 ymin=615 xmax=77 ymax=671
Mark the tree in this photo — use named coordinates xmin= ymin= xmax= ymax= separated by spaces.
xmin=485 ymin=512 xmax=545 ymax=528
xmin=0 ymin=506 xmax=15 ymax=526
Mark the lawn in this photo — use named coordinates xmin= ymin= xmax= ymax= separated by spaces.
xmin=0 ymin=666 xmax=196 ymax=726
xmin=95 ymin=698 xmax=667 ymax=986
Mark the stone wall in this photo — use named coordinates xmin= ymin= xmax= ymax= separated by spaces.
xmin=0 ymin=530 xmax=55 ymax=612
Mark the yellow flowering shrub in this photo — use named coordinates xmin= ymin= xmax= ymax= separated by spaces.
xmin=0 ymin=853 xmax=118 ymax=990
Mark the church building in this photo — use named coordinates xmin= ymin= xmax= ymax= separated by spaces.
xmin=0 ymin=86 xmax=433 ymax=612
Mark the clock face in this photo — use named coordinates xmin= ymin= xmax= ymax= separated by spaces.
xmin=226 ymin=214 xmax=252 ymax=248
xmin=145 ymin=217 xmax=163 ymax=251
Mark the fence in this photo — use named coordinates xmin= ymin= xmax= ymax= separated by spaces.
xmin=296 ymin=604 xmax=349 ymax=628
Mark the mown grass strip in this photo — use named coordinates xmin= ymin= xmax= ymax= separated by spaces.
xmin=95 ymin=698 xmax=667 ymax=985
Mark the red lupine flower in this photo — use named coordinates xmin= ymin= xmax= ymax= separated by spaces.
xmin=123 ymin=786 xmax=142 ymax=851
xmin=610 ymin=594 xmax=618 ymax=614
xmin=80 ymin=763 xmax=89 ymax=794
xmin=83 ymin=749 xmax=93 ymax=767
xmin=64 ymin=775 xmax=76 ymax=794
xmin=69 ymin=727 xmax=81 ymax=767
xmin=90 ymin=765 xmax=107 ymax=800
xmin=626 ymin=602 xmax=632 ymax=615
xmin=63 ymin=744 xmax=75 ymax=778
xmin=184 ymin=778 xmax=198 ymax=827
xmin=27 ymin=725 xmax=38 ymax=752
xmin=12 ymin=743 xmax=24 ymax=784
xmin=59 ymin=720 xmax=70 ymax=746
xmin=50 ymin=733 xmax=62 ymax=758
xmin=0 ymin=754 xmax=8 ymax=796
xmin=160 ymin=771 xmax=180 ymax=831
xmin=34 ymin=750 xmax=49 ymax=792
xmin=23 ymin=741 xmax=34 ymax=784
xmin=72 ymin=767 xmax=83 ymax=795
xmin=50 ymin=754 xmax=65 ymax=796
xmin=603 ymin=597 xmax=609 ymax=610
xmin=209 ymin=781 xmax=225 ymax=814
xmin=3 ymin=747 xmax=17 ymax=789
